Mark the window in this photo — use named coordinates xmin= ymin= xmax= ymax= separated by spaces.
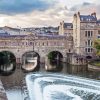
xmin=85 ymin=31 xmax=93 ymax=37
xmin=30 ymin=42 xmax=32 ymax=45
xmin=88 ymin=31 xmax=90 ymax=37
xmin=42 ymin=42 xmax=44 ymax=46
xmin=98 ymin=30 xmax=100 ymax=34
xmin=87 ymin=40 xmax=92 ymax=46
xmin=88 ymin=48 xmax=90 ymax=52
xmin=85 ymin=31 xmax=87 ymax=37
xmin=85 ymin=48 xmax=92 ymax=53
xmin=91 ymin=31 xmax=93 ymax=37
xmin=98 ymin=36 xmax=100 ymax=38
xmin=47 ymin=42 xmax=48 ymax=46
xmin=91 ymin=48 xmax=93 ymax=52
xmin=91 ymin=41 xmax=93 ymax=46
xmin=85 ymin=41 xmax=87 ymax=46
xmin=88 ymin=40 xmax=90 ymax=46
xmin=85 ymin=48 xmax=87 ymax=53
xmin=69 ymin=49 xmax=71 ymax=53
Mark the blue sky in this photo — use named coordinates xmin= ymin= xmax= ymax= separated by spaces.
xmin=0 ymin=0 xmax=100 ymax=27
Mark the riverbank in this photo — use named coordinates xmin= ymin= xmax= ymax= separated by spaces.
xmin=88 ymin=64 xmax=100 ymax=71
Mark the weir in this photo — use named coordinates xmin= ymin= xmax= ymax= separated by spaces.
xmin=26 ymin=73 xmax=100 ymax=100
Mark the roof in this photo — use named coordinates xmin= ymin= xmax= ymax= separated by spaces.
xmin=63 ymin=23 xmax=73 ymax=28
xmin=0 ymin=32 xmax=10 ymax=36
xmin=36 ymin=34 xmax=66 ymax=39
xmin=0 ymin=34 xmax=27 ymax=38
xmin=80 ymin=15 xmax=97 ymax=22
xmin=97 ymin=20 xmax=100 ymax=24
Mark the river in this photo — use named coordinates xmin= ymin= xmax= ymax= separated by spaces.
xmin=0 ymin=63 xmax=100 ymax=100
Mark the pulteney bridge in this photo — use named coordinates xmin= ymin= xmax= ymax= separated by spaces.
xmin=0 ymin=33 xmax=73 ymax=64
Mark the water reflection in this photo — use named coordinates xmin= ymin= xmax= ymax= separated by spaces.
xmin=0 ymin=63 xmax=16 ymax=75
xmin=0 ymin=51 xmax=16 ymax=75
xmin=45 ymin=59 xmax=63 ymax=72
xmin=22 ymin=52 xmax=40 ymax=72
xmin=0 ymin=63 xmax=100 ymax=100
xmin=26 ymin=73 xmax=100 ymax=100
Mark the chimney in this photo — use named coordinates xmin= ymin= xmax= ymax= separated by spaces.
xmin=74 ymin=13 xmax=77 ymax=17
xmin=60 ymin=22 xmax=62 ymax=25
xmin=78 ymin=11 xmax=80 ymax=15
xmin=91 ymin=12 xmax=96 ymax=18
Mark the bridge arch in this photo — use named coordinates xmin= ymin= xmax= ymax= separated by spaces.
xmin=0 ymin=51 xmax=16 ymax=75
xmin=47 ymin=51 xmax=63 ymax=61
xmin=45 ymin=51 xmax=63 ymax=72
xmin=21 ymin=51 xmax=40 ymax=72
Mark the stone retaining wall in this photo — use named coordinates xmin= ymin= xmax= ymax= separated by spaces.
xmin=88 ymin=64 xmax=100 ymax=71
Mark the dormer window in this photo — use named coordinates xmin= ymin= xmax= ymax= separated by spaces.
xmin=81 ymin=18 xmax=83 ymax=21
xmin=87 ymin=19 xmax=88 ymax=21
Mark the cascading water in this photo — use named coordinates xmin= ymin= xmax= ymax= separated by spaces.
xmin=26 ymin=73 xmax=100 ymax=100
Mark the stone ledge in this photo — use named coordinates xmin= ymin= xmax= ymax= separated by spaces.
xmin=88 ymin=64 xmax=100 ymax=71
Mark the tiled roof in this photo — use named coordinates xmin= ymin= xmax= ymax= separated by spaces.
xmin=63 ymin=23 xmax=73 ymax=28
xmin=80 ymin=15 xmax=97 ymax=22
xmin=0 ymin=32 xmax=10 ymax=36
xmin=0 ymin=34 xmax=26 ymax=37
xmin=36 ymin=34 xmax=66 ymax=39
xmin=97 ymin=20 xmax=100 ymax=23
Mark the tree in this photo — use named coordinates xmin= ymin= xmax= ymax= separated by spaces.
xmin=94 ymin=39 xmax=100 ymax=56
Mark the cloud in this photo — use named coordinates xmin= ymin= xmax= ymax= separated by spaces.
xmin=70 ymin=2 xmax=100 ymax=14
xmin=69 ymin=1 xmax=100 ymax=19
xmin=0 ymin=0 xmax=57 ymax=15
xmin=0 ymin=5 xmax=73 ymax=27
xmin=70 ymin=2 xmax=93 ymax=11
xmin=0 ymin=0 xmax=100 ymax=27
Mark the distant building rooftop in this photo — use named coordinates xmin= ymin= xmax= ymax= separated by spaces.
xmin=64 ymin=23 xmax=73 ymax=28
xmin=80 ymin=14 xmax=97 ymax=22
xmin=36 ymin=34 xmax=66 ymax=39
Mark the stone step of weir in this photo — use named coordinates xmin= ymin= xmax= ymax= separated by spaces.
xmin=0 ymin=80 xmax=8 ymax=100
xmin=21 ymin=79 xmax=30 ymax=100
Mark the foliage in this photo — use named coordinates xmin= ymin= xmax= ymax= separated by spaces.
xmin=94 ymin=39 xmax=100 ymax=56
xmin=0 ymin=51 xmax=16 ymax=65
xmin=47 ymin=52 xmax=53 ymax=59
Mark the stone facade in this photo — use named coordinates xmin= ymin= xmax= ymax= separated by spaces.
xmin=73 ymin=12 xmax=99 ymax=57
xmin=59 ymin=21 xmax=73 ymax=36
xmin=0 ymin=33 xmax=73 ymax=63
xmin=0 ymin=12 xmax=100 ymax=66
xmin=59 ymin=12 xmax=100 ymax=57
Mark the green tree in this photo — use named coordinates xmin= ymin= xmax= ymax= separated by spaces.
xmin=94 ymin=39 xmax=100 ymax=56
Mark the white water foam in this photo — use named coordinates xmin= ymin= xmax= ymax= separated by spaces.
xmin=26 ymin=73 xmax=100 ymax=100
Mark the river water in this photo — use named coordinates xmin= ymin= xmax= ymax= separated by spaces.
xmin=0 ymin=63 xmax=100 ymax=100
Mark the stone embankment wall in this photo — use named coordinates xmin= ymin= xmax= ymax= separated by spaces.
xmin=88 ymin=64 xmax=100 ymax=71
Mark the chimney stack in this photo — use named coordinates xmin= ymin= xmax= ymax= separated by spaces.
xmin=91 ymin=12 xmax=96 ymax=18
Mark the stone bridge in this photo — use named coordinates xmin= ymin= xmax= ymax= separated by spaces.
xmin=0 ymin=34 xmax=73 ymax=63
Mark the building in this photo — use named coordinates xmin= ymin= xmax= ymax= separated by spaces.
xmin=0 ymin=26 xmax=31 ymax=35
xmin=59 ymin=21 xmax=73 ymax=36
xmin=73 ymin=12 xmax=99 ymax=57
xmin=0 ymin=12 xmax=99 ymax=66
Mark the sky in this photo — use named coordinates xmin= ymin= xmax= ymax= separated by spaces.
xmin=0 ymin=0 xmax=100 ymax=28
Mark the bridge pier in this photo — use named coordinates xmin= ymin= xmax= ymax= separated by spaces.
xmin=16 ymin=58 xmax=21 ymax=64
xmin=40 ymin=57 xmax=45 ymax=63
xmin=62 ymin=57 xmax=67 ymax=62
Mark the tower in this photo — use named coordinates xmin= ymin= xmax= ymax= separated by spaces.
xmin=73 ymin=12 xmax=98 ymax=57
